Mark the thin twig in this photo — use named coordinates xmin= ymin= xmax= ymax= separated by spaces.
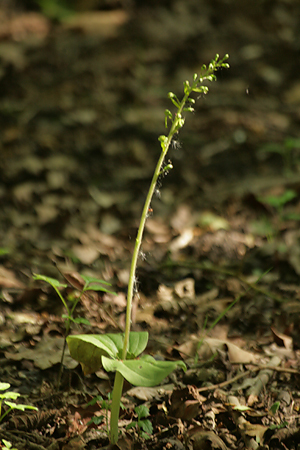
xmin=160 ymin=260 xmax=284 ymax=303
xmin=197 ymin=364 xmax=300 ymax=393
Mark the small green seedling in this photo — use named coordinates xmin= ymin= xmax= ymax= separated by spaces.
xmin=126 ymin=404 xmax=153 ymax=440
xmin=269 ymin=399 xmax=290 ymax=431
xmin=66 ymin=54 xmax=229 ymax=444
xmin=258 ymin=189 xmax=297 ymax=215
xmin=194 ymin=268 xmax=272 ymax=364
xmin=35 ymin=0 xmax=74 ymax=21
xmin=87 ymin=395 xmax=107 ymax=434
xmin=269 ymin=401 xmax=280 ymax=415
xmin=87 ymin=393 xmax=125 ymax=436
xmin=258 ymin=137 xmax=300 ymax=175
xmin=257 ymin=189 xmax=298 ymax=237
xmin=0 ymin=382 xmax=38 ymax=423
xmin=1 ymin=439 xmax=18 ymax=450
xmin=33 ymin=273 xmax=116 ymax=387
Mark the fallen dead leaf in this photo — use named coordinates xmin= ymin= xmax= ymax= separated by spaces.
xmin=271 ymin=326 xmax=293 ymax=350
xmin=5 ymin=336 xmax=78 ymax=370
xmin=71 ymin=244 xmax=99 ymax=265
xmin=64 ymin=10 xmax=129 ymax=37
xmin=187 ymin=426 xmax=228 ymax=450
xmin=199 ymin=338 xmax=258 ymax=364
xmin=0 ymin=266 xmax=25 ymax=289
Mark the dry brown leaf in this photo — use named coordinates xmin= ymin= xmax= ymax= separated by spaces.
xmin=64 ymin=10 xmax=128 ymax=37
xmin=0 ymin=12 xmax=50 ymax=41
xmin=126 ymin=384 xmax=174 ymax=402
xmin=5 ymin=336 xmax=78 ymax=370
xmin=199 ymin=338 xmax=258 ymax=364
xmin=239 ymin=421 xmax=268 ymax=441
xmin=0 ymin=266 xmax=25 ymax=289
xmin=271 ymin=326 xmax=293 ymax=350
xmin=169 ymin=228 xmax=194 ymax=252
xmin=171 ymin=204 xmax=193 ymax=232
xmin=187 ymin=426 xmax=228 ymax=450
xmin=169 ymin=386 xmax=204 ymax=420
xmin=174 ymin=278 xmax=195 ymax=299
xmin=71 ymin=244 xmax=99 ymax=265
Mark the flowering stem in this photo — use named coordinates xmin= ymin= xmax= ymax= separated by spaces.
xmin=109 ymin=53 xmax=229 ymax=444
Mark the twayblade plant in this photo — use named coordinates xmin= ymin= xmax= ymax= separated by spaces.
xmin=32 ymin=273 xmax=116 ymax=387
xmin=0 ymin=382 xmax=38 ymax=423
xmin=66 ymin=54 xmax=230 ymax=444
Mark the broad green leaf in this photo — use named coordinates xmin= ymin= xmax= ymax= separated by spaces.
xmin=135 ymin=404 xmax=149 ymax=420
xmin=233 ymin=405 xmax=251 ymax=411
xmin=127 ymin=331 xmax=148 ymax=357
xmin=61 ymin=314 xmax=70 ymax=320
xmin=269 ymin=421 xmax=288 ymax=430
xmin=81 ymin=275 xmax=112 ymax=286
xmin=101 ymin=354 xmax=186 ymax=387
xmin=259 ymin=189 xmax=297 ymax=209
xmin=4 ymin=401 xmax=38 ymax=411
xmin=67 ymin=334 xmax=121 ymax=374
xmin=2 ymin=392 xmax=20 ymax=400
xmin=88 ymin=416 xmax=104 ymax=426
xmin=86 ymin=395 xmax=103 ymax=406
xmin=73 ymin=317 xmax=91 ymax=325
xmin=85 ymin=284 xmax=117 ymax=295
xmin=269 ymin=401 xmax=280 ymax=414
xmin=67 ymin=332 xmax=149 ymax=375
xmin=0 ymin=383 xmax=10 ymax=391
xmin=140 ymin=419 xmax=153 ymax=436
xmin=2 ymin=439 xmax=14 ymax=449
xmin=33 ymin=274 xmax=67 ymax=288
xmin=285 ymin=137 xmax=300 ymax=149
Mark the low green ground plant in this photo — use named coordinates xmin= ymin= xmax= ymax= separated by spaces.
xmin=254 ymin=188 xmax=298 ymax=239
xmin=126 ymin=404 xmax=153 ymax=440
xmin=194 ymin=268 xmax=271 ymax=364
xmin=32 ymin=273 xmax=116 ymax=387
xmin=257 ymin=189 xmax=297 ymax=216
xmin=65 ymin=54 xmax=229 ymax=444
xmin=86 ymin=392 xmax=125 ymax=436
xmin=257 ymin=137 xmax=300 ymax=175
xmin=1 ymin=439 xmax=18 ymax=450
xmin=35 ymin=0 xmax=74 ymax=21
xmin=0 ymin=382 xmax=38 ymax=423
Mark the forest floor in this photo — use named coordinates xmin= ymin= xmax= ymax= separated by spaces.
xmin=1 ymin=1 xmax=300 ymax=449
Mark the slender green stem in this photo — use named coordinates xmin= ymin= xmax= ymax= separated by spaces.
xmin=110 ymin=371 xmax=124 ymax=444
xmin=53 ymin=286 xmax=69 ymax=313
xmin=56 ymin=318 xmax=72 ymax=388
xmin=56 ymin=288 xmax=84 ymax=388
xmin=0 ymin=407 xmax=12 ymax=423
xmin=53 ymin=286 xmax=71 ymax=389
xmin=108 ymin=54 xmax=230 ymax=444
xmin=122 ymin=95 xmax=189 ymax=360
xmin=109 ymin=92 xmax=189 ymax=446
xmin=122 ymin=55 xmax=230 ymax=357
